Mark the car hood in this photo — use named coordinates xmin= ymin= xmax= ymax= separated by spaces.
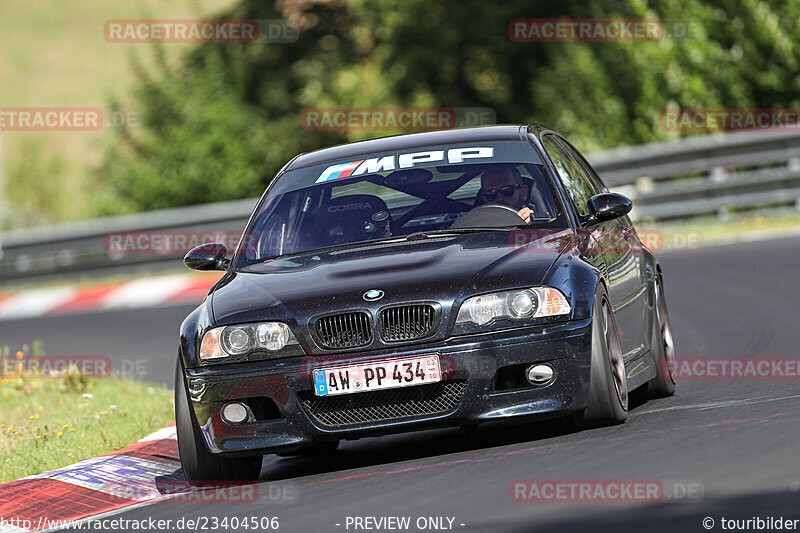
xmin=211 ymin=229 xmax=574 ymax=326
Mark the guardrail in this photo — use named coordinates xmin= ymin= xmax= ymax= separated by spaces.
xmin=2 ymin=130 xmax=800 ymax=283
xmin=0 ymin=199 xmax=258 ymax=283
xmin=588 ymin=130 xmax=800 ymax=221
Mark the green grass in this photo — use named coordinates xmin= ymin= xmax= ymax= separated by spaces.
xmin=0 ymin=0 xmax=237 ymax=228
xmin=0 ymin=360 xmax=174 ymax=483
xmin=653 ymin=212 xmax=800 ymax=251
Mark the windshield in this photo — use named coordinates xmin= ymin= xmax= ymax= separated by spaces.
xmin=236 ymin=142 xmax=568 ymax=267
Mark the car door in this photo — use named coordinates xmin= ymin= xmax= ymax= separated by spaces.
xmin=559 ymin=138 xmax=651 ymax=361
xmin=540 ymin=134 xmax=648 ymax=360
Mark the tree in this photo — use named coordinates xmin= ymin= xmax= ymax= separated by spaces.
xmin=96 ymin=0 xmax=800 ymax=213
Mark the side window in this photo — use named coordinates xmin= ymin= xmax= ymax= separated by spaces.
xmin=248 ymin=191 xmax=310 ymax=259
xmin=558 ymin=139 xmax=607 ymax=194
xmin=541 ymin=135 xmax=600 ymax=216
xmin=558 ymin=139 xmax=636 ymax=229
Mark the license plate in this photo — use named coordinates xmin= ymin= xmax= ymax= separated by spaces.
xmin=313 ymin=355 xmax=441 ymax=396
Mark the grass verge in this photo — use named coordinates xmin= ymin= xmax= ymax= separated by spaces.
xmin=653 ymin=212 xmax=800 ymax=252
xmin=0 ymin=357 xmax=174 ymax=483
xmin=0 ymin=0 xmax=238 ymax=229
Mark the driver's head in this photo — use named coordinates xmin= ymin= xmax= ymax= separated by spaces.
xmin=479 ymin=165 xmax=528 ymax=209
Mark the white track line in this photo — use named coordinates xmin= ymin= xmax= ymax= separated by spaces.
xmin=99 ymin=274 xmax=193 ymax=310
xmin=137 ymin=426 xmax=177 ymax=442
xmin=0 ymin=287 xmax=78 ymax=320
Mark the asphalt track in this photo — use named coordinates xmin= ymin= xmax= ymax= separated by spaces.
xmin=2 ymin=235 xmax=799 ymax=532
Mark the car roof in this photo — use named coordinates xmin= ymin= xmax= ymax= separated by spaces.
xmin=287 ymin=124 xmax=547 ymax=170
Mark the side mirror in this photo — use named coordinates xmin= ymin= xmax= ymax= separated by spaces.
xmin=183 ymin=243 xmax=230 ymax=271
xmin=584 ymin=193 xmax=632 ymax=225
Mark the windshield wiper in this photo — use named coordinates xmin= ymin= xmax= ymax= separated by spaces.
xmin=257 ymin=235 xmax=408 ymax=262
xmin=251 ymin=226 xmax=533 ymax=265
xmin=405 ymin=227 xmax=527 ymax=241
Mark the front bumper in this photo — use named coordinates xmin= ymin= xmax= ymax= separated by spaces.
xmin=183 ymin=319 xmax=592 ymax=455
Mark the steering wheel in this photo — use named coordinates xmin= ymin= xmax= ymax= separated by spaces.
xmin=449 ymin=204 xmax=527 ymax=229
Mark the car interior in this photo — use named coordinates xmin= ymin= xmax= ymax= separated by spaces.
xmin=246 ymin=163 xmax=563 ymax=261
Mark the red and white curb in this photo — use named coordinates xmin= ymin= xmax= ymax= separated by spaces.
xmin=0 ymin=425 xmax=179 ymax=532
xmin=0 ymin=273 xmax=221 ymax=321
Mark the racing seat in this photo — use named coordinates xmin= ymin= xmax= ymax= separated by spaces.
xmin=306 ymin=194 xmax=392 ymax=249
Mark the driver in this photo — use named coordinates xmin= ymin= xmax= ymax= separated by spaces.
xmin=478 ymin=165 xmax=534 ymax=223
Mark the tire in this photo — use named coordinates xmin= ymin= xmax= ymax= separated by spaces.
xmin=582 ymin=287 xmax=628 ymax=427
xmin=643 ymin=274 xmax=677 ymax=398
xmin=175 ymin=357 xmax=262 ymax=483
xmin=276 ymin=440 xmax=340 ymax=457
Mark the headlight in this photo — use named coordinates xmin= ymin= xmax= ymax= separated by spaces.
xmin=222 ymin=326 xmax=254 ymax=355
xmin=256 ymin=322 xmax=292 ymax=351
xmin=455 ymin=287 xmax=571 ymax=326
xmin=200 ymin=322 xmax=298 ymax=360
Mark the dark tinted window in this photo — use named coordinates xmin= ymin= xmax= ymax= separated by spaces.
xmin=235 ymin=161 xmax=568 ymax=267
xmin=557 ymin=138 xmax=607 ymax=194
xmin=542 ymin=135 xmax=603 ymax=217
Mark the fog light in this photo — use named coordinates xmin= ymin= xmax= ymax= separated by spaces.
xmin=526 ymin=364 xmax=555 ymax=386
xmin=221 ymin=401 xmax=250 ymax=424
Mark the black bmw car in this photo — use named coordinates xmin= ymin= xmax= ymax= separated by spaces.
xmin=175 ymin=124 xmax=676 ymax=481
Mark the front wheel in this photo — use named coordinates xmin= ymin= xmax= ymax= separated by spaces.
xmin=175 ymin=357 xmax=262 ymax=483
xmin=582 ymin=288 xmax=628 ymax=427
